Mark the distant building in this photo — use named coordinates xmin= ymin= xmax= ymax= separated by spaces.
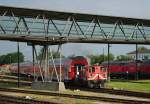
xmin=127 ymin=49 xmax=150 ymax=60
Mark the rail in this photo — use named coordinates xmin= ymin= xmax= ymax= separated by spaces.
xmin=0 ymin=88 xmax=149 ymax=104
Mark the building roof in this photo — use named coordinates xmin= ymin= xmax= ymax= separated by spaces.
xmin=127 ymin=49 xmax=150 ymax=54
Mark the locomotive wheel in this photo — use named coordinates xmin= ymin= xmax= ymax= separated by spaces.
xmin=88 ymin=81 xmax=94 ymax=88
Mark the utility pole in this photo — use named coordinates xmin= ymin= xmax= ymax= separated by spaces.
xmin=135 ymin=44 xmax=138 ymax=80
xmin=107 ymin=43 xmax=110 ymax=81
xmin=32 ymin=44 xmax=35 ymax=81
xmin=135 ymin=31 xmax=138 ymax=80
xmin=17 ymin=42 xmax=20 ymax=87
xmin=9 ymin=56 xmax=11 ymax=64
xmin=103 ymin=46 xmax=105 ymax=62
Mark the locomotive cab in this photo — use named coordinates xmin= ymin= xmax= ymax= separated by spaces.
xmin=87 ymin=65 xmax=107 ymax=88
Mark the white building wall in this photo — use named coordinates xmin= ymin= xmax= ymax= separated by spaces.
xmin=128 ymin=53 xmax=150 ymax=60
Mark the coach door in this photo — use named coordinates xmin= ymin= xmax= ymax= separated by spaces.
xmin=75 ymin=64 xmax=85 ymax=80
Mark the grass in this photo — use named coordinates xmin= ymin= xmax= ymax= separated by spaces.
xmin=0 ymin=82 xmax=31 ymax=89
xmin=0 ymin=82 xmax=17 ymax=88
xmin=107 ymin=79 xmax=150 ymax=93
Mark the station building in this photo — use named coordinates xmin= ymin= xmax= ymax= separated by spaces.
xmin=127 ymin=49 xmax=150 ymax=60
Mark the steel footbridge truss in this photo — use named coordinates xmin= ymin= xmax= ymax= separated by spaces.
xmin=0 ymin=6 xmax=150 ymax=45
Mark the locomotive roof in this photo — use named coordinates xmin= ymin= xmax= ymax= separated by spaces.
xmin=102 ymin=61 xmax=131 ymax=64
xmin=49 ymin=56 xmax=87 ymax=66
xmin=101 ymin=60 xmax=142 ymax=65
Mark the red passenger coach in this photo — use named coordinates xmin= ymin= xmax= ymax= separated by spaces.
xmin=139 ymin=60 xmax=150 ymax=78
xmin=9 ymin=61 xmax=39 ymax=76
xmin=101 ymin=61 xmax=128 ymax=77
xmin=101 ymin=60 xmax=143 ymax=79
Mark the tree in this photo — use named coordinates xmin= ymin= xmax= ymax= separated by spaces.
xmin=37 ymin=48 xmax=65 ymax=60
xmin=138 ymin=46 xmax=148 ymax=51
xmin=88 ymin=53 xmax=114 ymax=65
xmin=0 ymin=52 xmax=24 ymax=64
xmin=116 ymin=55 xmax=133 ymax=61
xmin=105 ymin=54 xmax=115 ymax=61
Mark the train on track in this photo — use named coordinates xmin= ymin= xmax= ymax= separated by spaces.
xmin=9 ymin=56 xmax=107 ymax=88
xmin=102 ymin=60 xmax=150 ymax=79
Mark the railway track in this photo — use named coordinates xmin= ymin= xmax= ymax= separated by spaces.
xmin=66 ymin=85 xmax=150 ymax=99
xmin=0 ymin=79 xmax=31 ymax=86
xmin=0 ymin=88 xmax=149 ymax=104
xmin=0 ymin=77 xmax=150 ymax=99
xmin=0 ymin=74 xmax=33 ymax=81
xmin=0 ymin=94 xmax=58 ymax=104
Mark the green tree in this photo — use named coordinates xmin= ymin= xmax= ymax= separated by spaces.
xmin=0 ymin=52 xmax=24 ymax=64
xmin=105 ymin=54 xmax=115 ymax=61
xmin=138 ymin=46 xmax=148 ymax=51
xmin=88 ymin=53 xmax=114 ymax=65
xmin=116 ymin=55 xmax=133 ymax=61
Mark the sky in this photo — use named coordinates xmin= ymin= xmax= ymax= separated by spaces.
xmin=0 ymin=0 xmax=150 ymax=19
xmin=0 ymin=0 xmax=150 ymax=60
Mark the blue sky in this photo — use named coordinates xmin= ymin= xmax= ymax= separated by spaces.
xmin=0 ymin=0 xmax=150 ymax=60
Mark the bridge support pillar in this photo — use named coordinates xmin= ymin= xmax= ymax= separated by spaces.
xmin=31 ymin=81 xmax=66 ymax=91
xmin=31 ymin=44 xmax=65 ymax=91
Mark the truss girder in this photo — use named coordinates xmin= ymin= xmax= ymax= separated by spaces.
xmin=0 ymin=7 xmax=150 ymax=44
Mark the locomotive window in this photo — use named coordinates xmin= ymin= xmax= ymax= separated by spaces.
xmin=75 ymin=64 xmax=85 ymax=71
xmin=120 ymin=63 xmax=128 ymax=66
xmin=101 ymin=67 xmax=107 ymax=71
xmin=143 ymin=60 xmax=150 ymax=64
xmin=90 ymin=67 xmax=95 ymax=72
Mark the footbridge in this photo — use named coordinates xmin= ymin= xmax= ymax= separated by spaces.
xmin=0 ymin=5 xmax=150 ymax=45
